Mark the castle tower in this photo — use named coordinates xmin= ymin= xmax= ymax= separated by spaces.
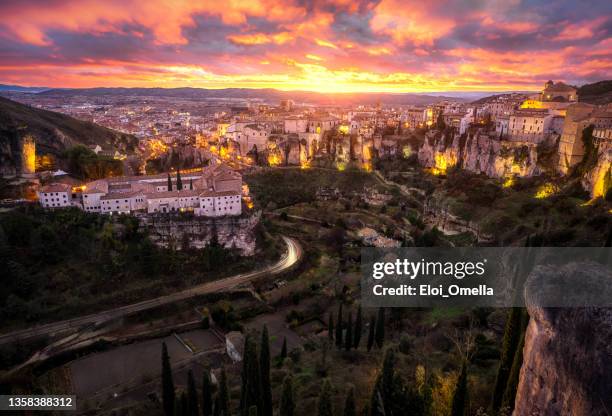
xmin=21 ymin=135 xmax=36 ymax=176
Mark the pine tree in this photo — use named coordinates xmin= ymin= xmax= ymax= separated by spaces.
xmin=380 ymin=349 xmax=395 ymax=415
xmin=375 ymin=308 xmax=385 ymax=348
xmin=280 ymin=336 xmax=288 ymax=360
xmin=450 ymin=362 xmax=468 ymax=416
xmin=167 ymin=173 xmax=173 ymax=192
xmin=177 ymin=170 xmax=183 ymax=190
xmin=328 ymin=312 xmax=334 ymax=342
xmin=491 ymin=308 xmax=522 ymax=411
xmin=187 ymin=370 xmax=199 ymax=416
xmin=318 ymin=379 xmax=333 ymax=416
xmin=161 ymin=342 xmax=175 ymax=416
xmin=260 ymin=325 xmax=273 ymax=416
xmin=345 ymin=311 xmax=353 ymax=351
xmin=353 ymin=305 xmax=362 ymax=349
xmin=218 ymin=367 xmax=230 ymax=416
xmin=202 ymin=370 xmax=213 ymax=416
xmin=367 ymin=315 xmax=375 ymax=352
xmin=336 ymin=303 xmax=343 ymax=349
xmin=343 ymin=387 xmax=356 ymax=416
xmin=279 ymin=376 xmax=295 ymax=416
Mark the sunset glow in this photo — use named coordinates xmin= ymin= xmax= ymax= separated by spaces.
xmin=0 ymin=0 xmax=611 ymax=92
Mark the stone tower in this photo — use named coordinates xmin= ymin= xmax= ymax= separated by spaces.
xmin=21 ymin=135 xmax=36 ymax=176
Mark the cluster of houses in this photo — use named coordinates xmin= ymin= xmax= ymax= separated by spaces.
xmin=196 ymin=81 xmax=609 ymax=176
xmin=38 ymin=163 xmax=244 ymax=217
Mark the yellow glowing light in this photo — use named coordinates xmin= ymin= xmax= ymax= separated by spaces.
xmin=431 ymin=153 xmax=452 ymax=176
xmin=268 ymin=153 xmax=281 ymax=166
xmin=402 ymin=146 xmax=412 ymax=159
xmin=363 ymin=162 xmax=372 ymax=172
xmin=591 ymin=165 xmax=611 ymax=198
xmin=336 ymin=161 xmax=347 ymax=171
xmin=502 ymin=176 xmax=514 ymax=188
xmin=520 ymin=100 xmax=544 ymax=109
xmin=219 ymin=146 xmax=229 ymax=159
xmin=338 ymin=125 xmax=349 ymax=134
xmin=534 ymin=183 xmax=557 ymax=199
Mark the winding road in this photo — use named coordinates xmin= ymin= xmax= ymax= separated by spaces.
xmin=0 ymin=236 xmax=302 ymax=346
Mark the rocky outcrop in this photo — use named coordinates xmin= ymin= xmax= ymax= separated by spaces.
xmin=582 ymin=144 xmax=611 ymax=198
xmin=514 ymin=262 xmax=612 ymax=415
xmin=140 ymin=211 xmax=260 ymax=256
xmin=418 ymin=130 xmax=542 ymax=178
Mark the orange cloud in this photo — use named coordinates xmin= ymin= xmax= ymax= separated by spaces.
xmin=370 ymin=0 xmax=455 ymax=46
xmin=229 ymin=32 xmax=294 ymax=45
xmin=0 ymin=0 xmax=306 ymax=45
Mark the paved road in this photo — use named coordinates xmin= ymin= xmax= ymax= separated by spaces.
xmin=0 ymin=236 xmax=302 ymax=346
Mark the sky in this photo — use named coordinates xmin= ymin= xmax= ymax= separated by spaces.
xmin=0 ymin=0 xmax=611 ymax=93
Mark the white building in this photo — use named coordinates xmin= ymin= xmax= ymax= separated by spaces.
xmin=508 ymin=109 xmax=552 ymax=143
xmin=38 ymin=183 xmax=72 ymax=208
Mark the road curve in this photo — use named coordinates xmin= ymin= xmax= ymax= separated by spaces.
xmin=0 ymin=236 xmax=302 ymax=346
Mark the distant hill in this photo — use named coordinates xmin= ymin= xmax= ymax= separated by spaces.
xmin=0 ymin=84 xmax=49 ymax=93
xmin=37 ymin=86 xmax=466 ymax=106
xmin=578 ymin=80 xmax=612 ymax=105
xmin=0 ymin=96 xmax=137 ymax=176
xmin=470 ymin=93 xmax=530 ymax=105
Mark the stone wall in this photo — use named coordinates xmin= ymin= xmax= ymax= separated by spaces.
xmin=140 ymin=211 xmax=260 ymax=256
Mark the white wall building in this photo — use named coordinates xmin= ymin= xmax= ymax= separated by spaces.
xmin=38 ymin=183 xmax=72 ymax=208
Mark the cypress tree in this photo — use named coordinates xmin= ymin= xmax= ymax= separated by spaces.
xmin=501 ymin=331 xmax=525 ymax=412
xmin=345 ymin=311 xmax=353 ymax=351
xmin=318 ymin=379 xmax=333 ymax=416
xmin=175 ymin=392 xmax=184 ymax=416
xmin=367 ymin=315 xmax=375 ymax=352
xmin=240 ymin=335 xmax=262 ymax=415
xmin=375 ymin=308 xmax=385 ymax=348
xmin=343 ymin=387 xmax=356 ymax=416
xmin=202 ymin=370 xmax=213 ymax=416
xmin=260 ymin=325 xmax=273 ymax=416
xmin=161 ymin=342 xmax=175 ymax=416
xmin=491 ymin=308 xmax=522 ymax=411
xmin=187 ymin=370 xmax=199 ymax=416
xmin=167 ymin=173 xmax=173 ymax=191
xmin=353 ymin=305 xmax=362 ymax=349
xmin=335 ymin=303 xmax=343 ymax=349
xmin=280 ymin=336 xmax=288 ymax=360
xmin=177 ymin=170 xmax=183 ymax=190
xmin=279 ymin=376 xmax=295 ymax=416
xmin=175 ymin=392 xmax=188 ymax=416
xmin=380 ymin=349 xmax=395 ymax=415
xmin=212 ymin=395 xmax=220 ymax=416
xmin=218 ymin=367 xmax=230 ymax=416
xmin=450 ymin=362 xmax=468 ymax=416
xmin=190 ymin=179 xmax=193 ymax=190
xmin=328 ymin=312 xmax=334 ymax=342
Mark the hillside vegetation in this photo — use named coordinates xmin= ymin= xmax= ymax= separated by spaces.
xmin=0 ymin=96 xmax=137 ymax=175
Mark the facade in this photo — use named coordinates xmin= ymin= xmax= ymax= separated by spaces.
xmin=38 ymin=183 xmax=72 ymax=208
xmin=508 ymin=109 xmax=552 ymax=143
xmin=558 ymin=103 xmax=596 ymax=173
xmin=541 ymin=80 xmax=578 ymax=102
xmin=38 ymin=164 xmax=244 ymax=218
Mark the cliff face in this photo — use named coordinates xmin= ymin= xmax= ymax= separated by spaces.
xmin=140 ymin=212 xmax=260 ymax=256
xmin=582 ymin=144 xmax=611 ymax=198
xmin=417 ymin=131 xmax=542 ymax=178
xmin=514 ymin=262 xmax=612 ymax=415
